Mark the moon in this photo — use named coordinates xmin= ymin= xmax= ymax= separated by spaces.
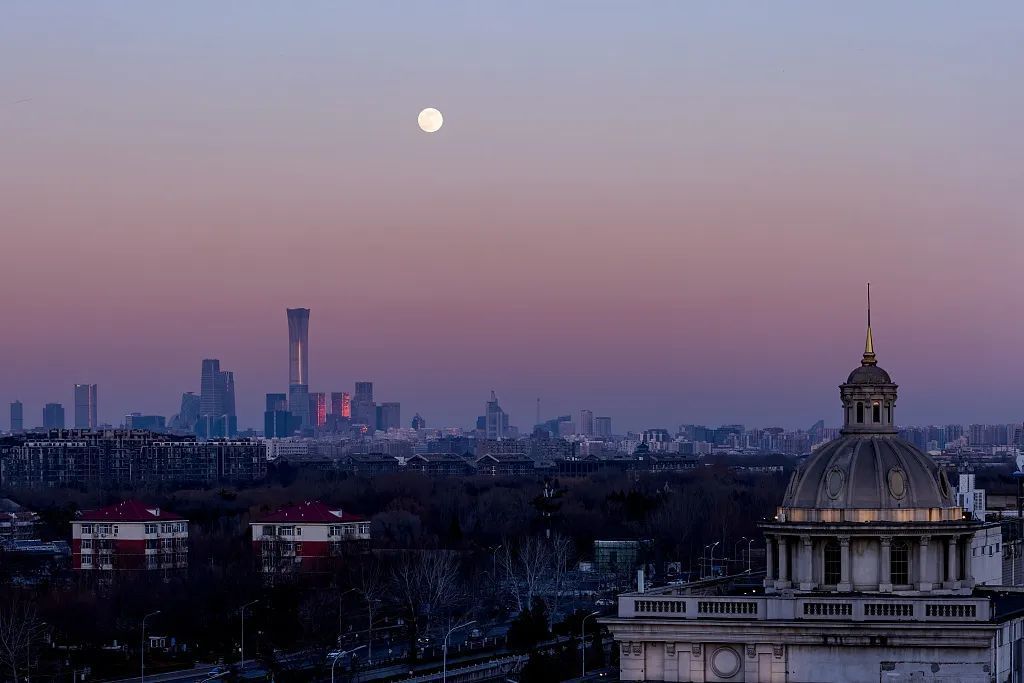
xmin=418 ymin=107 xmax=443 ymax=133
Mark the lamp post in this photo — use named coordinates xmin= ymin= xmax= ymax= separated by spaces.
xmin=331 ymin=645 xmax=365 ymax=683
xmin=141 ymin=611 xmax=160 ymax=683
xmin=709 ymin=541 xmax=720 ymax=578
xmin=733 ymin=537 xmax=747 ymax=573
xmin=443 ymin=620 xmax=476 ymax=683
xmin=239 ymin=600 xmax=259 ymax=670
xmin=746 ymin=539 xmax=755 ymax=573
xmin=700 ymin=545 xmax=709 ymax=580
xmin=581 ymin=610 xmax=601 ymax=679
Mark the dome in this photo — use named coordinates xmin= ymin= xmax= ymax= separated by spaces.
xmin=782 ymin=434 xmax=954 ymax=512
xmin=846 ymin=364 xmax=892 ymax=385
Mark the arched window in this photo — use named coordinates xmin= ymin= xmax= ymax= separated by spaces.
xmin=856 ymin=402 xmax=864 ymax=423
xmin=872 ymin=402 xmax=881 ymax=423
xmin=891 ymin=541 xmax=910 ymax=585
xmin=824 ymin=541 xmax=841 ymax=585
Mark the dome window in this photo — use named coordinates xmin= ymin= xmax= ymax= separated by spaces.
xmin=891 ymin=541 xmax=910 ymax=585
xmin=872 ymin=402 xmax=881 ymax=423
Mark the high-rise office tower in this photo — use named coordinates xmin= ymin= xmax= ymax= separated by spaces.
xmin=43 ymin=403 xmax=65 ymax=429
xmin=198 ymin=359 xmax=237 ymax=437
xmin=74 ymin=383 xmax=98 ymax=429
xmin=287 ymin=308 xmax=311 ymax=430
xmin=485 ymin=391 xmax=509 ymax=439
xmin=578 ymin=409 xmax=594 ymax=436
xmin=310 ymin=392 xmax=327 ymax=428
xmin=10 ymin=401 xmax=24 ymax=433
xmin=331 ymin=392 xmax=351 ymax=419
xmin=411 ymin=413 xmax=426 ymax=430
xmin=377 ymin=402 xmax=401 ymax=431
xmin=287 ymin=308 xmax=310 ymax=387
xmin=264 ymin=392 xmax=291 ymax=438
xmin=352 ymin=382 xmax=375 ymax=426
xmin=595 ymin=416 xmax=613 ymax=438
xmin=177 ymin=392 xmax=201 ymax=430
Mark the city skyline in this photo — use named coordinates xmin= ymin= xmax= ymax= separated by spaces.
xmin=2 ymin=3 xmax=1023 ymax=430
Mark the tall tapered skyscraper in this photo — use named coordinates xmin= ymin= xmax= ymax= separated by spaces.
xmin=287 ymin=308 xmax=310 ymax=387
xmin=74 ymin=383 xmax=98 ymax=429
xmin=287 ymin=308 xmax=311 ymax=430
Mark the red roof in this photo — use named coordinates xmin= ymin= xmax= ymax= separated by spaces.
xmin=255 ymin=501 xmax=365 ymax=524
xmin=78 ymin=500 xmax=185 ymax=523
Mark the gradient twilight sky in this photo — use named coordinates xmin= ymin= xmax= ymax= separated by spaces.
xmin=2 ymin=2 xmax=1023 ymax=432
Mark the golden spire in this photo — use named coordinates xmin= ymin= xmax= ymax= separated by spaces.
xmin=862 ymin=282 xmax=877 ymax=366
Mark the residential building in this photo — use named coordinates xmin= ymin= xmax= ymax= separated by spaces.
xmin=406 ymin=453 xmax=473 ymax=476
xmin=475 ymin=453 xmax=535 ymax=476
xmin=72 ymin=500 xmax=188 ymax=572
xmin=0 ymin=499 xmax=40 ymax=541
xmin=74 ymin=384 xmax=98 ymax=429
xmin=124 ymin=414 xmax=166 ymax=431
xmin=251 ymin=501 xmax=369 ymax=574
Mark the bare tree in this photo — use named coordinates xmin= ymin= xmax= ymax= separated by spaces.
xmin=499 ymin=536 xmax=550 ymax=614
xmin=351 ymin=559 xmax=386 ymax=659
xmin=0 ymin=594 xmax=40 ymax=683
xmin=389 ymin=550 xmax=463 ymax=660
xmin=546 ymin=534 xmax=577 ymax=628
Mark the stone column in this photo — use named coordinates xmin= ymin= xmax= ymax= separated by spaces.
xmin=838 ymin=535 xmax=852 ymax=592
xmin=879 ymin=535 xmax=892 ymax=592
xmin=961 ymin=535 xmax=976 ymax=587
xmin=764 ymin=536 xmax=775 ymax=585
xmin=917 ymin=536 xmax=932 ymax=591
xmin=776 ymin=536 xmax=790 ymax=589
xmin=945 ymin=536 xmax=960 ymax=590
xmin=798 ymin=535 xmax=815 ymax=590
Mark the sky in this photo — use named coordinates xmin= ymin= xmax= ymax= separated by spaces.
xmin=2 ymin=2 xmax=1023 ymax=432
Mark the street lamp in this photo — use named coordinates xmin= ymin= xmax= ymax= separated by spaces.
xmin=239 ymin=600 xmax=259 ymax=670
xmin=733 ymin=537 xmax=747 ymax=572
xmin=581 ymin=610 xmax=601 ymax=679
xmin=330 ymin=645 xmax=366 ymax=683
xmin=709 ymin=541 xmax=720 ymax=578
xmin=746 ymin=539 xmax=755 ymax=573
xmin=141 ymin=611 xmax=161 ymax=683
xmin=443 ymin=620 xmax=476 ymax=683
xmin=700 ymin=545 xmax=710 ymax=580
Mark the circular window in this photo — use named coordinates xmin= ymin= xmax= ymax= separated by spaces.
xmin=826 ymin=467 xmax=845 ymax=500
xmin=887 ymin=468 xmax=907 ymax=499
xmin=710 ymin=646 xmax=742 ymax=678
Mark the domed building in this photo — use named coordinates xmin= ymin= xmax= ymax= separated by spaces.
xmin=604 ymin=315 xmax=1021 ymax=683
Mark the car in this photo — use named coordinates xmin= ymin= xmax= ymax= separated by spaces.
xmin=467 ymin=628 xmax=484 ymax=640
xmin=595 ymin=598 xmax=614 ymax=607
xmin=208 ymin=667 xmax=225 ymax=676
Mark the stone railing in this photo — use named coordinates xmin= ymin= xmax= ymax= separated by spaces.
xmin=617 ymin=592 xmax=989 ymax=623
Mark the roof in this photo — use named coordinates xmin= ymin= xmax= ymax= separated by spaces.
xmin=79 ymin=500 xmax=185 ymax=523
xmin=255 ymin=500 xmax=365 ymax=524
xmin=781 ymin=434 xmax=955 ymax=511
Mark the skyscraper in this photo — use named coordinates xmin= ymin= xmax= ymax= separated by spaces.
xmin=287 ymin=308 xmax=311 ymax=430
xmin=352 ymin=382 xmax=375 ymax=426
xmin=287 ymin=308 xmax=310 ymax=387
xmin=43 ymin=403 xmax=65 ymax=429
xmin=377 ymin=402 xmax=401 ymax=431
xmin=485 ymin=391 xmax=509 ymax=439
xmin=74 ymin=383 xmax=98 ymax=429
xmin=264 ymin=393 xmax=291 ymax=438
xmin=331 ymin=392 xmax=351 ymax=419
xmin=10 ymin=401 xmax=23 ymax=433
xmin=578 ymin=409 xmax=594 ymax=436
xmin=310 ymin=392 xmax=327 ymax=428
xmin=595 ymin=416 xmax=613 ymax=438
xmin=177 ymin=392 xmax=201 ymax=430
xmin=198 ymin=359 xmax=236 ymax=437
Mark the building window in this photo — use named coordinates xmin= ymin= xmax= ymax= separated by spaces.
xmin=824 ymin=541 xmax=841 ymax=585
xmin=145 ymin=524 xmax=157 ymax=534
xmin=280 ymin=526 xmax=293 ymax=536
xmin=872 ymin=402 xmax=881 ymax=423
xmin=891 ymin=541 xmax=910 ymax=585
xmin=359 ymin=523 xmax=370 ymax=535
xmin=81 ymin=524 xmax=92 ymax=534
xmin=81 ymin=555 xmax=92 ymax=566
xmin=262 ymin=525 xmax=275 ymax=536
xmin=856 ymin=403 xmax=864 ymax=423
xmin=81 ymin=539 xmax=92 ymax=550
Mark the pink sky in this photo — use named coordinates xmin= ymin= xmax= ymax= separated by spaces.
xmin=1 ymin=3 xmax=1023 ymax=430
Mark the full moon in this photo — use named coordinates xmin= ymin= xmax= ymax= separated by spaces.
xmin=418 ymin=107 xmax=443 ymax=133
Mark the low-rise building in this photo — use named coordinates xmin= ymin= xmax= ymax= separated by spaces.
xmin=72 ymin=500 xmax=188 ymax=572
xmin=474 ymin=453 xmax=535 ymax=477
xmin=252 ymin=501 xmax=369 ymax=575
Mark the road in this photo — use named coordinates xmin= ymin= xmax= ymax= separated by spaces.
xmin=103 ymin=663 xmax=219 ymax=683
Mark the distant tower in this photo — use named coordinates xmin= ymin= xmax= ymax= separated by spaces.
xmin=353 ymin=382 xmax=375 ymax=426
xmin=43 ymin=403 xmax=65 ymax=430
xmin=579 ymin=409 xmax=595 ymax=436
xmin=485 ymin=391 xmax=509 ymax=439
xmin=287 ymin=308 xmax=310 ymax=387
xmin=74 ymin=384 xmax=98 ymax=429
xmin=412 ymin=413 xmax=426 ymax=430
xmin=199 ymin=359 xmax=236 ymax=437
xmin=10 ymin=401 xmax=24 ymax=433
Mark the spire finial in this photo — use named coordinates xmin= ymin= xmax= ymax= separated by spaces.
xmin=862 ymin=282 xmax=877 ymax=366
